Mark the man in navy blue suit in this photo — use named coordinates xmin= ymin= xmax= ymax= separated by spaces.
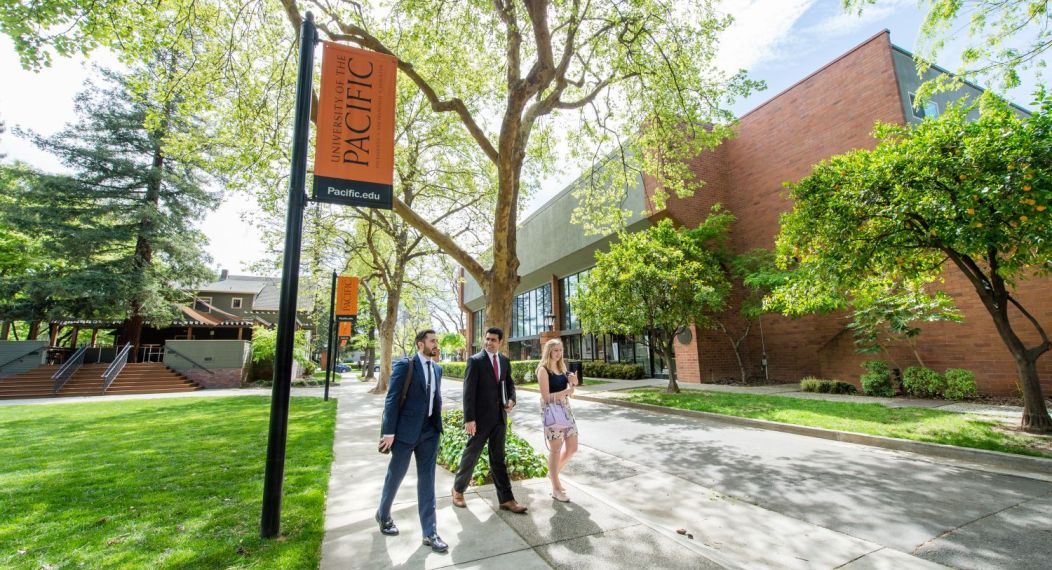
xmin=376 ymin=329 xmax=447 ymax=553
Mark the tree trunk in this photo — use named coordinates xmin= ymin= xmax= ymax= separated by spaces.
xmin=127 ymin=313 xmax=144 ymax=363
xmin=364 ymin=347 xmax=376 ymax=381
xmin=663 ymin=337 xmax=680 ymax=393
xmin=1016 ymin=356 xmax=1052 ymax=433
xmin=717 ymin=321 xmax=750 ymax=384
xmin=370 ymin=281 xmax=404 ymax=395
xmin=1 ymin=321 xmax=9 ymax=340
xmin=28 ymin=320 xmax=40 ymax=341
xmin=948 ymin=252 xmax=1051 ymax=432
xmin=482 ymin=261 xmax=520 ymax=355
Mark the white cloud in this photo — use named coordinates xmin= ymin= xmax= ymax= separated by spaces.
xmin=0 ymin=36 xmax=117 ymax=171
xmin=800 ymin=0 xmax=914 ymax=38
xmin=714 ymin=0 xmax=819 ymax=72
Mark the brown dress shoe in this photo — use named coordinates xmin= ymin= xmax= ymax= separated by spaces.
xmin=451 ymin=488 xmax=467 ymax=508
xmin=499 ymin=500 xmax=528 ymax=514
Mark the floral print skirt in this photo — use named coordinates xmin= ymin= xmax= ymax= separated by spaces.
xmin=542 ymin=397 xmax=579 ymax=441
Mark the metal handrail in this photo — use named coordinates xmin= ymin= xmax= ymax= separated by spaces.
xmin=52 ymin=346 xmax=89 ymax=394
xmin=101 ymin=343 xmax=132 ymax=393
xmin=163 ymin=344 xmax=216 ymax=375
xmin=0 ymin=347 xmax=43 ymax=377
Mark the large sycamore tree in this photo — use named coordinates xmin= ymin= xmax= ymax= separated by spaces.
xmin=2 ymin=0 xmax=759 ymax=348
xmin=771 ymin=94 xmax=1052 ymax=432
xmin=574 ymin=213 xmax=732 ymax=393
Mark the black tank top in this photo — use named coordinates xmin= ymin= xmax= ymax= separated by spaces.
xmin=545 ymin=368 xmax=569 ymax=392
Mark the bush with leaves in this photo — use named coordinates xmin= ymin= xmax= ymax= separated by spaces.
xmin=436 ymin=409 xmax=547 ymax=485
xmin=943 ymin=368 xmax=979 ymax=400
xmin=860 ymin=360 xmax=895 ymax=397
xmin=581 ymin=361 xmax=645 ymax=380
xmin=902 ymin=366 xmax=945 ymax=398
xmin=800 ymin=377 xmax=857 ymax=394
xmin=442 ymin=362 xmax=466 ymax=378
xmin=250 ymin=326 xmax=313 ymax=380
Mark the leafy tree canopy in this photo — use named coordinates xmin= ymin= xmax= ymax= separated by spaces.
xmin=574 ymin=211 xmax=733 ymax=391
xmin=844 ymin=0 xmax=1051 ymax=96
xmin=773 ymin=91 xmax=1051 ymax=430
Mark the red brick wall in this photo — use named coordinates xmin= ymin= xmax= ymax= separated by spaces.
xmin=651 ymin=31 xmax=1052 ymax=394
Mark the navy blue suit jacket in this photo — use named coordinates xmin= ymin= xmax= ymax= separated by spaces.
xmin=381 ymin=356 xmax=443 ymax=444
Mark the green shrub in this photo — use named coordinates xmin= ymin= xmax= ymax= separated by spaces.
xmin=902 ymin=366 xmax=945 ymax=398
xmin=510 ymin=360 xmax=541 ymax=383
xmin=436 ymin=409 xmax=547 ymax=485
xmin=828 ymin=380 xmax=858 ymax=394
xmin=800 ymin=377 xmax=857 ymax=394
xmin=442 ymin=362 xmax=466 ymax=378
xmin=800 ymin=377 xmax=824 ymax=392
xmin=580 ymin=361 xmax=645 ymax=380
xmin=943 ymin=368 xmax=979 ymax=399
xmin=860 ymin=360 xmax=895 ymax=397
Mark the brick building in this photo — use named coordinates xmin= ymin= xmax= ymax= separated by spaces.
xmin=459 ymin=31 xmax=1050 ymax=395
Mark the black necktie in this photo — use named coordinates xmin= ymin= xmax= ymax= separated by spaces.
xmin=426 ymin=361 xmax=434 ymax=416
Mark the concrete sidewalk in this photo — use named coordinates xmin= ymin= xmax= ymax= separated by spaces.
xmin=320 ymin=381 xmax=734 ymax=569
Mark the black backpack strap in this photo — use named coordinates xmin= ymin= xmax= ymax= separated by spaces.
xmin=397 ymin=357 xmax=414 ymax=408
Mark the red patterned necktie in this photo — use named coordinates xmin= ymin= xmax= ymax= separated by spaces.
xmin=491 ymin=353 xmax=499 ymax=383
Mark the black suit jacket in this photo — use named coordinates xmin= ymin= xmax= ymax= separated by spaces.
xmin=463 ymin=350 xmax=515 ymax=429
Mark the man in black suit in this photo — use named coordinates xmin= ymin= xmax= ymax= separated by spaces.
xmin=450 ymin=327 xmax=528 ymax=513
xmin=376 ymin=329 xmax=448 ymax=552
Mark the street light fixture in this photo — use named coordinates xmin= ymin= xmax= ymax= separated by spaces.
xmin=544 ymin=312 xmax=556 ymax=331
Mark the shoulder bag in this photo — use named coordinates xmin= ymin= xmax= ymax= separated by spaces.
xmin=378 ymin=358 xmax=415 ymax=454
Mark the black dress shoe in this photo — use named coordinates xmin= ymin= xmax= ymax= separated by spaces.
xmin=422 ymin=534 xmax=448 ymax=553
xmin=375 ymin=512 xmax=398 ymax=536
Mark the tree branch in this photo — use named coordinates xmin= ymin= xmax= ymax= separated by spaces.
xmin=392 ymin=198 xmax=486 ymax=283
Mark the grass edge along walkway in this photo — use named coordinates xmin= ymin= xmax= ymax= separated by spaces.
xmin=615 ymin=388 xmax=1052 ymax=459
xmin=0 ymin=395 xmax=337 ymax=569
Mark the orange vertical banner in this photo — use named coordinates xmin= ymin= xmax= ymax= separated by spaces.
xmin=313 ymin=42 xmax=397 ymax=209
xmin=338 ymin=321 xmax=352 ymax=337
xmin=334 ymin=276 xmax=359 ymax=318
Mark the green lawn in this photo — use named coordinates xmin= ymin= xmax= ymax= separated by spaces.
xmin=620 ymin=388 xmax=1052 ymax=458
xmin=0 ymin=396 xmax=337 ymax=569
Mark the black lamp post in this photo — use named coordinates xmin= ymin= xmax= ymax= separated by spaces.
xmin=544 ymin=313 xmax=556 ymax=332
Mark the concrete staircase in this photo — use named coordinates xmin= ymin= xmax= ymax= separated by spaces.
xmin=0 ymin=363 xmax=201 ymax=399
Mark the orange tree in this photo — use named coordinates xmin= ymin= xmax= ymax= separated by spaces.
xmin=771 ymin=92 xmax=1052 ymax=432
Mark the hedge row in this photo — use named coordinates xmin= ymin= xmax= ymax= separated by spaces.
xmin=439 ymin=359 xmax=645 ymax=383
xmin=860 ymin=361 xmax=979 ymax=399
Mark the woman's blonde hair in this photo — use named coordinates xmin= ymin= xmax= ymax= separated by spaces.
xmin=538 ymin=338 xmax=567 ymax=374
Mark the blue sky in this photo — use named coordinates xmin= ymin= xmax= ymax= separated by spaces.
xmin=0 ymin=1 xmax=1042 ymax=272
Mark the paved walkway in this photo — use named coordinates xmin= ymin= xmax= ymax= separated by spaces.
xmin=322 ymin=380 xmax=1052 ymax=569
xmin=320 ymin=380 xmax=731 ymax=569
xmin=572 ymin=378 xmax=1025 ymax=423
